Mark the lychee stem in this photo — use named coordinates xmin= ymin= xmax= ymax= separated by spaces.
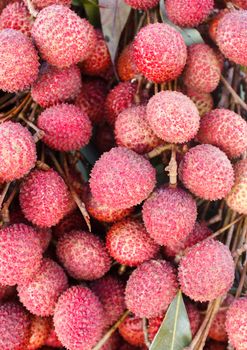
xmin=1 ymin=184 xmax=18 ymax=224
xmin=0 ymin=183 xmax=10 ymax=210
xmin=208 ymin=214 xmax=243 ymax=240
xmin=221 ymin=74 xmax=247 ymax=111
xmin=0 ymin=93 xmax=31 ymax=122
xmin=143 ymin=317 xmax=151 ymax=348
xmin=146 ymin=144 xmax=173 ymax=158
xmin=165 ymin=146 xmax=177 ymax=187
xmin=26 ymin=0 xmax=38 ymax=17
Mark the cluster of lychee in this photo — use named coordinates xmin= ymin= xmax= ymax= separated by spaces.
xmin=0 ymin=0 xmax=246 ymax=349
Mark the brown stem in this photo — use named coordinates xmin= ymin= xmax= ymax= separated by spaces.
xmin=1 ymin=185 xmax=18 ymax=223
xmin=0 ymin=93 xmax=31 ymax=122
xmin=143 ymin=318 xmax=151 ymax=348
xmin=208 ymin=215 xmax=243 ymax=240
xmin=36 ymin=161 xmax=50 ymax=171
xmin=26 ymin=0 xmax=38 ymax=17
xmin=0 ymin=183 xmax=10 ymax=209
xmin=235 ymin=260 xmax=247 ymax=298
xmin=165 ymin=146 xmax=177 ymax=187
xmin=221 ymin=75 xmax=247 ymax=111
xmin=146 ymin=144 xmax=173 ymax=159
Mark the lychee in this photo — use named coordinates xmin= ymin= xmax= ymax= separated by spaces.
xmin=56 ymin=230 xmax=111 ymax=280
xmin=27 ymin=316 xmax=52 ymax=350
xmin=24 ymin=0 xmax=71 ymax=10
xmin=178 ymin=239 xmax=235 ymax=302
xmin=36 ymin=228 xmax=52 ymax=252
xmin=118 ymin=314 xmax=145 ymax=346
xmin=0 ymin=121 xmax=36 ymax=183
xmin=226 ymin=297 xmax=247 ymax=350
xmin=53 ymin=285 xmax=105 ymax=350
xmin=124 ymin=0 xmax=159 ymax=10
xmin=0 ymin=1 xmax=32 ymax=36
xmin=133 ymin=23 xmax=187 ymax=83
xmin=179 ymin=144 xmax=234 ymax=200
xmin=186 ymin=89 xmax=214 ymax=117
xmin=208 ymin=10 xmax=229 ymax=43
xmin=53 ymin=210 xmax=86 ymax=238
xmin=231 ymin=0 xmax=247 ymax=8
xmin=117 ymin=43 xmax=139 ymax=81
xmin=0 ymin=29 xmax=39 ymax=92
xmin=125 ymin=259 xmax=178 ymax=318
xmin=31 ymin=5 xmax=96 ymax=68
xmin=146 ymin=91 xmax=200 ymax=143
xmin=89 ymin=147 xmax=156 ymax=210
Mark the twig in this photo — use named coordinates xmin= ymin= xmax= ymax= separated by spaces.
xmin=0 ymin=183 xmax=10 ymax=209
xmin=165 ymin=145 xmax=177 ymax=187
xmin=221 ymin=74 xmax=247 ymax=111
xmin=143 ymin=318 xmax=151 ymax=348
xmin=235 ymin=260 xmax=247 ymax=298
xmin=26 ymin=0 xmax=38 ymax=17
xmin=1 ymin=184 xmax=18 ymax=223
xmin=146 ymin=144 xmax=172 ymax=158
xmin=208 ymin=215 xmax=243 ymax=239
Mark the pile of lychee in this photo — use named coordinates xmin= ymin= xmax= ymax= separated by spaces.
xmin=0 ymin=0 xmax=246 ymax=350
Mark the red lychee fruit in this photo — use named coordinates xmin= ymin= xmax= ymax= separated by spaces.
xmin=208 ymin=10 xmax=229 ymax=43
xmin=80 ymin=30 xmax=111 ymax=76
xmin=186 ymin=89 xmax=214 ymax=117
xmin=179 ymin=144 xmax=234 ymax=200
xmin=90 ymin=275 xmax=126 ymax=327
xmin=0 ymin=1 xmax=32 ymax=36
xmin=146 ymin=91 xmax=200 ymax=143
xmin=165 ymin=0 xmax=214 ymax=27
xmin=118 ymin=314 xmax=145 ymax=346
xmin=124 ymin=0 xmax=159 ymax=9
xmin=75 ymin=79 xmax=107 ymax=124
xmin=95 ymin=123 xmax=115 ymax=153
xmin=36 ymin=228 xmax=52 ymax=252
xmin=142 ymin=187 xmax=197 ymax=247
xmin=37 ymin=103 xmax=92 ymax=151
xmin=27 ymin=316 xmax=52 ymax=350
xmin=115 ymin=105 xmax=161 ymax=154
xmin=217 ymin=11 xmax=247 ymax=66
xmin=106 ymin=218 xmax=159 ymax=266
xmin=183 ymin=44 xmax=221 ymax=93
xmin=226 ymin=297 xmax=247 ymax=350
xmin=0 ymin=302 xmax=31 ymax=350
xmin=125 ymin=259 xmax=178 ymax=318
xmin=31 ymin=5 xmax=96 ymax=68
xmin=20 ymin=169 xmax=75 ymax=228
xmin=53 ymin=210 xmax=86 ymax=238
xmin=133 ymin=23 xmax=187 ymax=83
xmin=0 ymin=121 xmax=36 ymax=183
xmin=178 ymin=239 xmax=235 ymax=302
xmin=54 ymin=285 xmax=105 ymax=350
xmin=197 ymin=108 xmax=247 ymax=159
xmin=105 ymin=82 xmax=137 ymax=126
xmin=56 ymin=230 xmax=111 ymax=280
xmin=24 ymin=0 xmax=71 ymax=10
xmin=31 ymin=63 xmax=82 ymax=108
xmin=117 ymin=43 xmax=139 ymax=81
xmin=89 ymin=147 xmax=156 ymax=210
xmin=45 ymin=325 xmax=63 ymax=348
xmin=231 ymin=0 xmax=247 ymax=8
xmin=17 ymin=258 xmax=68 ymax=317
xmin=0 ymin=223 xmax=42 ymax=286
xmin=0 ymin=29 xmax=39 ymax=92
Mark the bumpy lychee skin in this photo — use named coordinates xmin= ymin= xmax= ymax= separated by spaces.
xmin=54 ymin=285 xmax=105 ymax=350
xmin=146 ymin=91 xmax=200 ymax=143
xmin=142 ymin=187 xmax=197 ymax=247
xmin=125 ymin=259 xmax=178 ymax=318
xmin=37 ymin=103 xmax=92 ymax=151
xmin=56 ymin=230 xmax=111 ymax=280
xmin=31 ymin=63 xmax=82 ymax=108
xmin=36 ymin=228 xmax=52 ymax=252
xmin=17 ymin=258 xmax=68 ymax=317
xmin=226 ymin=297 xmax=247 ymax=350
xmin=186 ymin=89 xmax=214 ymax=117
xmin=31 ymin=5 xmax=96 ymax=68
xmin=90 ymin=275 xmax=126 ymax=327
xmin=115 ymin=105 xmax=161 ymax=154
xmin=119 ymin=314 xmax=145 ymax=346
xmin=0 ymin=224 xmax=42 ymax=286
xmin=226 ymin=158 xmax=247 ymax=215
xmin=90 ymin=147 xmax=156 ymax=210
xmin=106 ymin=218 xmax=159 ymax=266
xmin=0 ymin=2 xmax=32 ymax=36
xmin=0 ymin=302 xmax=31 ymax=350
xmin=0 ymin=121 xmax=36 ymax=183
xmin=25 ymin=0 xmax=71 ymax=10
xmin=105 ymin=82 xmax=137 ymax=126
xmin=53 ymin=210 xmax=86 ymax=238
xmin=217 ymin=11 xmax=247 ymax=66
xmin=0 ymin=29 xmax=39 ymax=92
xmin=20 ymin=169 xmax=75 ymax=228
xmin=183 ymin=44 xmax=221 ymax=93
xmin=232 ymin=0 xmax=247 ymax=8
xmin=133 ymin=23 xmax=187 ymax=83
xmin=117 ymin=43 xmax=139 ymax=81
xmin=197 ymin=109 xmax=247 ymax=159
xmin=27 ymin=316 xmax=51 ymax=350
xmin=165 ymin=0 xmax=214 ymax=27
xmin=179 ymin=144 xmax=234 ymax=200
xmin=178 ymin=239 xmax=235 ymax=302
xmin=124 ymin=0 xmax=159 ymax=9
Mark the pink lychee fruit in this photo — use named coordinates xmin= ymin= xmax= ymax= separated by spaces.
xmin=27 ymin=316 xmax=52 ymax=350
xmin=186 ymin=89 xmax=214 ymax=117
xmin=226 ymin=297 xmax=247 ymax=350
xmin=124 ymin=0 xmax=159 ymax=10
xmin=118 ymin=314 xmax=146 ymax=346
xmin=24 ymin=0 xmax=71 ymax=10
xmin=117 ymin=43 xmax=139 ymax=81
xmin=0 ymin=1 xmax=32 ymax=36
xmin=52 ymin=210 xmax=86 ymax=238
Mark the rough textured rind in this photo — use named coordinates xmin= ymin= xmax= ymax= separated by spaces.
xmin=53 ymin=210 xmax=86 ymax=238
xmin=226 ymin=297 xmax=247 ymax=350
xmin=0 ymin=121 xmax=36 ymax=183
xmin=119 ymin=314 xmax=146 ymax=346
xmin=90 ymin=147 xmax=156 ymax=210
xmin=20 ymin=169 xmax=75 ymax=228
xmin=37 ymin=103 xmax=92 ymax=151
xmin=217 ymin=11 xmax=247 ymax=66
xmin=90 ymin=275 xmax=126 ymax=327
xmin=0 ymin=302 xmax=31 ymax=350
xmin=0 ymin=29 xmax=39 ymax=92
xmin=27 ymin=316 xmax=51 ymax=350
xmin=0 ymin=2 xmax=33 ymax=36
xmin=0 ymin=224 xmax=42 ymax=286
xmin=165 ymin=0 xmax=214 ymax=27
xmin=142 ymin=187 xmax=197 ymax=247
xmin=178 ymin=239 xmax=235 ymax=302
xmin=24 ymin=0 xmax=71 ymax=10
xmin=183 ymin=44 xmax=221 ymax=93
xmin=125 ymin=259 xmax=178 ymax=318
xmin=31 ymin=5 xmax=96 ymax=68
xmin=54 ymin=286 xmax=105 ymax=350
xmin=179 ymin=144 xmax=234 ymax=200
xmin=133 ymin=23 xmax=187 ymax=83
xmin=117 ymin=43 xmax=139 ymax=81
xmin=115 ymin=105 xmax=161 ymax=154
xmin=18 ymin=258 xmax=68 ymax=317
xmin=31 ymin=64 xmax=82 ymax=108
xmin=186 ymin=89 xmax=214 ymax=117
xmin=124 ymin=0 xmax=159 ymax=9
xmin=146 ymin=91 xmax=200 ymax=143
xmin=106 ymin=218 xmax=159 ymax=266
xmin=197 ymin=109 xmax=247 ymax=158
xmin=56 ymin=230 xmax=111 ymax=280
xmin=231 ymin=0 xmax=247 ymax=8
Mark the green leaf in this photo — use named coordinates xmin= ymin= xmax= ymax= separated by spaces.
xmin=81 ymin=143 xmax=100 ymax=166
xmin=82 ymin=0 xmax=100 ymax=26
xmin=159 ymin=0 xmax=204 ymax=46
xmin=150 ymin=291 xmax=192 ymax=350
